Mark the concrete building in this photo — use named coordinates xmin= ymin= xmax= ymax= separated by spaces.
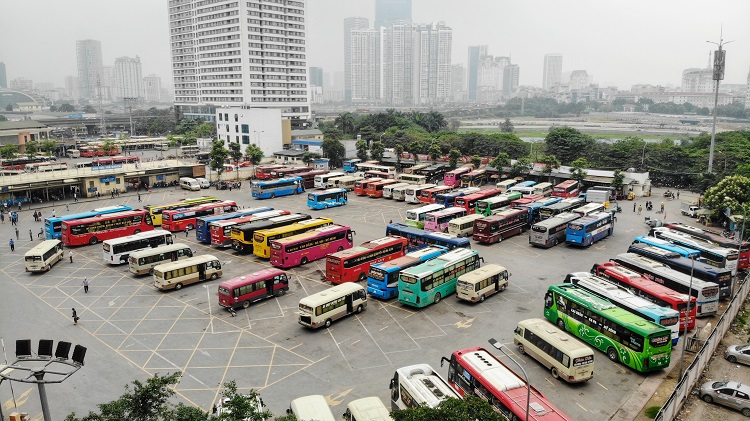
xmin=374 ymin=0 xmax=412 ymax=29
xmin=344 ymin=17 xmax=372 ymax=104
xmin=309 ymin=67 xmax=323 ymax=87
xmin=143 ymin=74 xmax=162 ymax=102
xmin=569 ymin=70 xmax=590 ymax=90
xmin=114 ymin=56 xmax=143 ymax=100
xmin=0 ymin=62 xmax=6 ymax=88
xmin=291 ymin=129 xmax=323 ymax=141
xmin=215 ymin=107 xmax=288 ymax=159
xmin=101 ymin=65 xmax=116 ymax=101
xmin=64 ymin=76 xmax=80 ymax=99
xmin=543 ymin=54 xmax=563 ymax=90
xmin=9 ymin=77 xmax=33 ymax=91
xmin=168 ymin=0 xmax=310 ymax=126
xmin=682 ymin=67 xmax=715 ymax=93
xmin=450 ymin=64 xmax=466 ymax=102
xmin=640 ymin=91 xmax=736 ymax=109
xmin=476 ymin=55 xmax=509 ymax=102
xmin=0 ymin=121 xmax=53 ymax=151
xmin=348 ymin=25 xmax=380 ymax=103
xmin=502 ymin=64 xmax=520 ymax=98
xmin=467 ymin=45 xmax=487 ymax=101
xmin=76 ymin=39 xmax=103 ymax=99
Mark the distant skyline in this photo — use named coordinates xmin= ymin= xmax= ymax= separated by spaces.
xmin=1 ymin=0 xmax=749 ymax=90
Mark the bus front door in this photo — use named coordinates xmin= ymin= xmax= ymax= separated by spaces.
xmin=198 ymin=264 xmax=206 ymax=280
xmin=346 ymin=294 xmax=353 ymax=314
xmin=266 ymin=279 xmax=274 ymax=298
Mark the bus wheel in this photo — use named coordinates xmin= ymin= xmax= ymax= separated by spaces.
xmin=607 ymin=347 xmax=619 ymax=363
xmin=434 ymin=293 xmax=441 ymax=304
xmin=356 ymin=305 xmax=363 ymax=314
xmin=479 ymin=295 xmax=485 ymax=303
xmin=175 ymin=283 xmax=183 ymax=290
xmin=324 ymin=319 xmax=332 ymax=328
xmin=211 ymin=273 xmax=218 ymax=280
xmin=275 ymin=289 xmax=286 ymax=297
xmin=149 ymin=268 xmax=155 ymax=275
xmin=89 ymin=237 xmax=99 ymax=245
xmin=358 ymin=273 xmax=366 ymax=282
xmin=134 ymin=229 xmax=141 ymax=234
xmin=242 ymin=301 xmax=250 ymax=309
xmin=301 ymin=257 xmax=308 ymax=265
xmin=557 ymin=319 xmax=565 ymax=330
xmin=187 ymin=224 xmax=194 ymax=230
xmin=500 ymin=284 xmax=507 ymax=292
xmin=496 ymin=236 xmax=502 ymax=243
xmin=551 ymin=367 xmax=559 ymax=379
xmin=270 ymin=193 xmax=275 ymax=199
xmin=518 ymin=344 xmax=525 ymax=355
xmin=337 ymin=246 xmax=344 ymax=252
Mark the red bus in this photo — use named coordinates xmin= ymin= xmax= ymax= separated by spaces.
xmin=255 ymin=165 xmax=285 ymax=180
xmin=80 ymin=145 xmax=121 ymax=157
xmin=552 ymin=180 xmax=580 ymax=198
xmin=92 ymin=156 xmax=141 ymax=166
xmin=218 ymin=268 xmax=289 ymax=311
xmin=591 ymin=261 xmax=697 ymax=332
xmin=366 ymin=179 xmax=398 ymax=198
xmin=443 ymin=167 xmax=471 ymax=187
xmin=162 ymin=200 xmax=238 ymax=232
xmin=270 ymin=224 xmax=354 ymax=269
xmin=441 ymin=346 xmax=572 ymax=421
xmin=454 ymin=188 xmax=502 ymax=214
xmin=665 ymin=222 xmax=750 ymax=270
xmin=326 ymin=236 xmax=408 ymax=284
xmin=210 ymin=210 xmax=291 ymax=247
xmin=2 ymin=156 xmax=53 ymax=170
xmin=275 ymin=166 xmax=313 ymax=178
xmin=297 ymin=170 xmax=328 ymax=189
xmin=472 ymin=208 xmax=529 ymax=244
xmin=419 ymin=186 xmax=453 ymax=204
xmin=510 ymin=194 xmax=545 ymax=208
xmin=354 ymin=178 xmax=383 ymax=196
xmin=61 ymin=210 xmax=153 ymax=246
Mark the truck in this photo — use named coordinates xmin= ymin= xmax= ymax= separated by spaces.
xmin=680 ymin=202 xmax=700 ymax=218
xmin=584 ymin=189 xmax=610 ymax=204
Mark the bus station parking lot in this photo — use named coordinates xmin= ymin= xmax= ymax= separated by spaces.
xmin=0 ymin=184 xmax=712 ymax=419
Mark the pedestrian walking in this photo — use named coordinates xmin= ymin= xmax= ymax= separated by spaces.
xmin=660 ymin=202 xmax=664 ymax=213
xmin=633 ymin=202 xmax=636 ymax=212
xmin=137 ymin=193 xmax=141 ymax=202
xmin=17 ymin=202 xmax=21 ymax=211
xmin=73 ymin=193 xmax=78 ymax=202
xmin=66 ymin=204 xmax=69 ymax=211
xmin=15 ymin=228 xmax=19 ymax=240
xmin=52 ymin=209 xmax=56 ymax=217
xmin=72 ymin=308 xmax=79 ymax=325
xmin=29 ymin=229 xmax=33 ymax=241
xmin=38 ymin=228 xmax=44 ymax=239
xmin=637 ymin=205 xmax=642 ymax=215
xmin=9 ymin=239 xmax=14 ymax=251
xmin=82 ymin=277 xmax=89 ymax=293
xmin=1 ymin=213 xmax=5 ymax=224
xmin=185 ymin=227 xmax=190 ymax=237
xmin=69 ymin=250 xmax=73 ymax=263
xmin=676 ymin=191 xmax=680 ymax=199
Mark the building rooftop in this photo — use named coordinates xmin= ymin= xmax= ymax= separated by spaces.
xmin=291 ymin=129 xmax=322 ymax=136
xmin=0 ymin=120 xmax=49 ymax=130
xmin=273 ymin=149 xmax=306 ymax=157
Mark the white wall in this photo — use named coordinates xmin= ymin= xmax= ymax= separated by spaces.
xmin=215 ymin=108 xmax=283 ymax=159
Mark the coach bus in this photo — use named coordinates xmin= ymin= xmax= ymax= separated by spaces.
xmin=403 ymin=163 xmax=430 ymax=175
xmin=404 ymin=184 xmax=437 ymax=204
xmin=666 ymin=221 xmax=750 ymax=270
xmin=25 ymin=240 xmax=64 ymax=272
xmin=61 ymin=210 xmax=153 ymax=246
xmin=443 ymin=167 xmax=471 ymax=187
xmin=356 ymin=162 xmax=396 ymax=175
xmin=382 ymin=182 xmax=410 ymax=199
xmin=591 ymin=261 xmax=697 ymax=332
xmin=459 ymin=169 xmax=487 ymax=188
xmin=253 ymin=218 xmax=333 ymax=258
xmin=251 ymin=177 xmax=305 ymax=199
xmin=509 ymin=184 xmax=537 ymax=197
xmin=440 ymin=347 xmax=572 ymax=420
xmin=385 ymin=223 xmax=471 ymax=252
xmin=538 ymin=197 xmax=585 ymax=220
xmin=419 ymin=185 xmax=453 ymax=204
xmin=218 ymin=268 xmax=289 ymax=310
xmin=474 ymin=192 xmax=522 ymax=217
xmin=295 ymin=170 xmax=328 ymax=189
xmin=329 ymin=175 xmax=362 ymax=191
xmin=456 ymin=264 xmax=509 ymax=303
xmin=516 ymin=196 xmax=562 ymax=224
xmin=423 ymin=207 xmax=466 ymax=233
xmin=552 ymin=180 xmax=580 ymax=198
xmin=391 ymin=185 xmax=412 ymax=201
xmin=389 ymin=364 xmax=459 ymax=411
xmin=162 ymin=200 xmax=238 ymax=232
xmin=529 ymin=212 xmax=581 ymax=248
xmin=195 ymin=207 xmax=273 ymax=243
xmin=128 ymin=243 xmax=193 ymax=276
xmin=144 ymin=197 xmax=220 ymax=226
xmin=434 ymin=188 xmax=480 ymax=208
xmin=509 ymin=194 xmax=545 ymax=209
xmin=650 ymin=227 xmax=739 ymax=275
xmin=255 ymin=165 xmax=285 ymax=180
xmin=353 ymin=178 xmax=383 ymax=195
xmin=472 ymin=208 xmax=529 ymax=244
xmin=366 ymin=246 xmax=447 ymax=300
xmin=298 ymin=283 xmax=367 ymax=329
xmin=544 ymin=283 xmax=672 ymax=372
xmin=397 ymin=173 xmax=428 ymax=185
xmin=273 ymin=166 xmax=313 ymax=179
xmin=398 ymin=248 xmax=482 ymax=308
xmin=495 ymin=179 xmax=517 ymax=193
xmin=103 ymin=230 xmax=174 ymax=264
xmin=270 ymin=224 xmax=353 ymax=269
xmin=313 ymin=172 xmax=345 ymax=189
xmin=404 ymin=204 xmax=445 ymax=229
xmin=210 ymin=210 xmax=290 ymax=247
xmin=454 ymin=188 xmax=502 ymax=214
xmin=612 ymin=253 xmax=720 ymax=317
xmin=45 ymin=205 xmax=133 ymax=239
xmin=307 ymin=188 xmax=348 ymax=209
xmin=571 ymin=202 xmax=605 ymax=217
xmin=153 ymin=255 xmax=222 ymax=291
xmin=342 ymin=159 xmax=361 ymax=173
xmin=533 ymin=182 xmax=554 ymax=197
xmin=447 ymin=214 xmax=486 ymax=238
xmin=632 ymin=236 xmax=702 ymax=259
xmin=565 ymin=211 xmax=614 ymax=247
xmin=231 ymin=214 xmax=311 ymax=253
xmin=367 ymin=179 xmax=399 ymax=198
xmin=326 ymin=236 xmax=408 ymax=284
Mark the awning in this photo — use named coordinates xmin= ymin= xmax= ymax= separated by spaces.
xmin=583 ymin=175 xmax=613 ymax=183
xmin=696 ymin=209 xmax=713 ymax=215
xmin=63 ymin=179 xmax=78 ymax=183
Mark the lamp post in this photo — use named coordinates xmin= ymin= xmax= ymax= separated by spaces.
xmin=706 ymin=35 xmax=733 ymax=174
xmin=489 ymin=338 xmax=529 ymax=421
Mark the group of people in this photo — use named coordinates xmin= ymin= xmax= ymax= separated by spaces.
xmin=32 ymin=210 xmax=43 ymax=222
xmin=110 ymin=188 xmax=121 ymax=198
xmin=0 ymin=210 xmax=20 ymax=225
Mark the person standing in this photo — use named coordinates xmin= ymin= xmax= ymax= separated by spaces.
xmin=74 ymin=193 xmax=78 ymax=202
xmin=633 ymin=202 xmax=636 ymax=212
xmin=676 ymin=191 xmax=680 ymax=199
xmin=9 ymin=239 xmax=14 ymax=251
xmin=52 ymin=209 xmax=56 ymax=217
xmin=82 ymin=277 xmax=89 ymax=293
xmin=185 ymin=227 xmax=190 ymax=237
xmin=69 ymin=250 xmax=73 ymax=263
xmin=637 ymin=205 xmax=642 ymax=215
xmin=660 ymin=202 xmax=664 ymax=213
xmin=28 ymin=229 xmax=33 ymax=241
xmin=15 ymin=227 xmax=19 ymax=240
xmin=137 ymin=193 xmax=141 ymax=203
xmin=72 ymin=308 xmax=79 ymax=325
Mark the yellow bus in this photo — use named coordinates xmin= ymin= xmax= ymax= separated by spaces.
xmin=456 ymin=263 xmax=510 ymax=303
xmin=252 ymin=217 xmax=333 ymax=258
xmin=153 ymin=255 xmax=222 ymax=291
xmin=143 ymin=196 xmax=219 ymax=226
xmin=24 ymin=240 xmax=64 ymax=272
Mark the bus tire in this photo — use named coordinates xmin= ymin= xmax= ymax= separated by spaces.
xmin=358 ymin=273 xmax=366 ymax=282
xmin=211 ymin=273 xmax=218 ymax=280
xmin=557 ymin=318 xmax=565 ymax=331
xmin=275 ymin=288 xmax=286 ymax=297
xmin=134 ymin=229 xmax=141 ymax=234
xmin=149 ymin=268 xmax=155 ymax=275
xmin=187 ymin=224 xmax=194 ymax=230
xmin=242 ymin=301 xmax=250 ymax=309
xmin=175 ymin=283 xmax=183 ymax=290
xmin=479 ymin=295 xmax=485 ymax=303
xmin=356 ymin=305 xmax=363 ymax=314
xmin=89 ymin=237 xmax=99 ymax=245
xmin=518 ymin=344 xmax=525 ymax=355
xmin=434 ymin=293 xmax=441 ymax=304
xmin=270 ymin=193 xmax=275 ymax=199
xmin=551 ymin=367 xmax=559 ymax=379
xmin=500 ymin=283 xmax=507 ymax=292
xmin=337 ymin=246 xmax=344 ymax=252
xmin=120 ymin=257 xmax=127 ymax=264
xmin=301 ymin=257 xmax=308 ymax=265
xmin=607 ymin=347 xmax=619 ymax=363
xmin=325 ymin=318 xmax=332 ymax=328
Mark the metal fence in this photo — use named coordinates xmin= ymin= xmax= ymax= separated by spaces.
xmin=655 ymin=274 xmax=750 ymax=420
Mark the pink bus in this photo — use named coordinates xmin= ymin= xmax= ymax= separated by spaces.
xmin=423 ymin=207 xmax=468 ymax=232
xmin=443 ymin=167 xmax=471 ymax=187
xmin=269 ymin=224 xmax=354 ymax=269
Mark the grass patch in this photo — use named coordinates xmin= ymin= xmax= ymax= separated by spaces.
xmin=644 ymin=405 xmax=661 ymax=419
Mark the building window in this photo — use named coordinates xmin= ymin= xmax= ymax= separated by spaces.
xmin=224 ymin=113 xmax=229 ymax=121
xmin=234 ymin=114 xmax=238 ymax=122
xmin=236 ymin=136 xmax=239 ymax=142
xmin=235 ymin=125 xmax=239 ymax=133
xmin=219 ymin=113 xmax=223 ymax=121
xmin=241 ymin=124 xmax=249 ymax=134
xmin=242 ymin=135 xmax=250 ymax=144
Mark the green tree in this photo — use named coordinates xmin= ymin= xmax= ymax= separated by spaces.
xmin=544 ymin=126 xmax=595 ymax=165
xmin=322 ymin=127 xmax=344 ymax=141
xmin=570 ymin=157 xmax=591 ymax=183
xmin=702 ymin=175 xmax=750 ymax=218
xmin=370 ymin=141 xmax=385 ymax=162
xmin=244 ymin=144 xmax=264 ymax=166
xmin=334 ymin=112 xmax=356 ymax=136
xmin=101 ymin=139 xmax=117 ymax=155
xmin=470 ymin=155 xmax=482 ymax=169
xmin=611 ymin=169 xmax=625 ymax=196
xmin=210 ymin=140 xmax=230 ymax=180
xmin=5 ymin=103 xmax=13 ymax=111
xmin=358 ymin=125 xmax=377 ymax=142
xmin=540 ymin=154 xmax=560 ymax=182
xmin=25 ymin=140 xmax=39 ymax=158
xmin=510 ymin=157 xmax=531 ymax=178
xmin=0 ymin=144 xmax=18 ymax=160
xmin=489 ymin=152 xmax=510 ymax=169
xmin=498 ymin=118 xmax=514 ymax=133
xmin=212 ymin=381 xmax=272 ymax=421
xmin=196 ymin=123 xmax=215 ymax=138
xmin=302 ymin=152 xmax=321 ymax=166
xmin=49 ymin=105 xmax=58 ymax=112
xmin=355 ymin=140 xmax=369 ymax=161
xmin=394 ymin=144 xmax=404 ymax=167
xmin=428 ymin=143 xmax=442 ymax=161
xmin=59 ymin=103 xmax=75 ymax=112
xmin=321 ymin=139 xmax=345 ymax=168
xmin=228 ymin=142 xmax=243 ymax=163
xmin=391 ymin=396 xmax=502 ymax=421
xmin=83 ymin=105 xmax=97 ymax=113
xmin=41 ymin=139 xmax=58 ymax=155
xmin=448 ymin=149 xmax=461 ymax=169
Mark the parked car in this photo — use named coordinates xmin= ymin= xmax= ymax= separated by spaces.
xmin=725 ymin=345 xmax=750 ymax=365
xmin=699 ymin=381 xmax=750 ymax=416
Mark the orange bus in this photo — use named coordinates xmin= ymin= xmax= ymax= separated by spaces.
xmin=366 ymin=179 xmax=399 ymax=198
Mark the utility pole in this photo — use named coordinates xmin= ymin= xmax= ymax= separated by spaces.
xmin=124 ymin=97 xmax=137 ymax=136
xmin=706 ymin=31 xmax=733 ymax=174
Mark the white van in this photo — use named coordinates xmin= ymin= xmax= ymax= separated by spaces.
xmin=179 ymin=177 xmax=201 ymax=191
xmin=195 ymin=177 xmax=210 ymax=189
xmin=287 ymin=395 xmax=335 ymax=421
xmin=343 ymin=397 xmax=393 ymax=421
xmin=66 ymin=149 xmax=81 ymax=158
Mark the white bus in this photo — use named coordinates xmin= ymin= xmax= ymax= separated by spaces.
xmin=389 ymin=364 xmax=459 ymax=411
xmin=103 ymin=230 xmax=174 ymax=264
xmin=314 ymin=172 xmax=345 ymax=189
xmin=180 ymin=145 xmax=200 ymax=155
xmin=533 ymin=182 xmax=553 ymax=197
xmin=405 ymin=184 xmax=437 ymax=204
xmin=24 ymin=240 xmax=64 ymax=272
xmin=514 ymin=318 xmax=595 ymax=383
xmin=447 ymin=213 xmax=485 ymax=237
xmin=572 ymin=202 xmax=604 ymax=217
xmin=298 ymin=283 xmax=367 ymax=329
xmin=397 ymin=173 xmax=428 ymax=185
xmin=405 ymin=204 xmax=445 ymax=229
xmin=391 ymin=185 xmax=412 ymax=201
xmin=329 ymin=175 xmax=362 ymax=191
xmin=288 ymin=395 xmax=335 ymax=421
xmin=529 ymin=212 xmax=581 ymax=248
xmin=456 ymin=264 xmax=509 ymax=303
xmin=66 ymin=149 xmax=81 ymax=158
xmin=153 ymin=255 xmax=222 ymax=291
xmin=128 ymin=243 xmax=193 ymax=275
xmin=154 ymin=143 xmax=170 ymax=151
xmin=508 ymin=185 xmax=536 ymax=197
xmin=343 ymin=397 xmax=393 ymax=421
xmin=495 ymin=179 xmax=517 ymax=193
xmin=382 ymin=182 xmax=410 ymax=199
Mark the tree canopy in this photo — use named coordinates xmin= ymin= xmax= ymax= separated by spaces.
xmin=391 ymin=396 xmax=503 ymax=421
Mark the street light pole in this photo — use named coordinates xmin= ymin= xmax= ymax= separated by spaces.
xmin=706 ymin=35 xmax=733 ymax=174
xmin=489 ymin=338 xmax=529 ymax=421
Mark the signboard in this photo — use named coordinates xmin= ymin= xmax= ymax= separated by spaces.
xmin=713 ymin=49 xmax=726 ymax=81
xmin=100 ymin=176 xmax=117 ymax=183
xmin=156 ymin=175 xmax=164 ymax=181
xmin=92 ymin=164 xmax=123 ymax=171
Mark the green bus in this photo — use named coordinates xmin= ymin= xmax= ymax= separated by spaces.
xmin=543 ymin=283 xmax=672 ymax=373
xmin=474 ymin=192 xmax=522 ymax=217
xmin=398 ymin=248 xmax=482 ymax=308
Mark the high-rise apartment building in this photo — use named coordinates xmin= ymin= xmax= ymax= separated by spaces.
xmin=344 ymin=17 xmax=370 ymax=104
xmin=374 ymin=0 xmax=412 ymax=29
xmin=76 ymin=39 xmax=103 ymax=99
xmin=467 ymin=45 xmax=487 ymax=101
xmin=144 ymin=74 xmax=163 ymax=102
xmin=502 ymin=64 xmax=520 ymax=98
xmin=569 ymin=70 xmax=590 ymax=90
xmin=349 ymin=26 xmax=380 ymax=103
xmin=101 ymin=65 xmax=116 ymax=101
xmin=10 ymin=77 xmax=33 ymax=91
xmin=543 ymin=54 xmax=563 ymax=90
xmin=167 ymin=0 xmax=310 ymax=124
xmin=0 ymin=62 xmax=6 ymax=88
xmin=682 ymin=67 xmax=715 ymax=93
xmin=309 ymin=67 xmax=323 ymax=87
xmin=64 ymin=76 xmax=80 ymax=99
xmin=114 ymin=56 xmax=143 ymax=100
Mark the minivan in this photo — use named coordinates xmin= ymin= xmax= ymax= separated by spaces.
xmin=179 ymin=177 xmax=201 ymax=191
xmin=195 ymin=177 xmax=210 ymax=189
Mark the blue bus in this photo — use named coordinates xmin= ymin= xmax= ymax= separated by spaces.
xmin=631 ymin=236 xmax=701 ymax=259
xmin=44 ymin=205 xmax=133 ymax=239
xmin=434 ymin=188 xmax=480 ymax=208
xmin=516 ymin=196 xmax=562 ymax=223
xmin=385 ymin=223 xmax=470 ymax=252
xmin=251 ymin=177 xmax=304 ymax=199
xmin=343 ymin=159 xmax=362 ymax=173
xmin=194 ymin=206 xmax=273 ymax=243
xmin=307 ymin=188 xmax=348 ymax=210
xmin=565 ymin=211 xmax=614 ymax=246
xmin=366 ymin=246 xmax=448 ymax=299
xmin=514 ymin=180 xmax=537 ymax=188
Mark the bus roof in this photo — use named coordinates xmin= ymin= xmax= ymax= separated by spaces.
xmin=299 ymin=283 xmax=364 ymax=307
xmin=102 ymin=230 xmax=168 ymax=245
xmin=457 ymin=264 xmax=507 ymax=282
xmin=25 ymin=239 xmax=62 ymax=256
xmin=427 ymin=207 xmax=466 ymax=217
xmin=394 ymin=364 xmax=459 ymax=407
xmin=449 ymin=213 xmax=486 ymax=225
xmin=143 ymin=197 xmax=217 ymax=210
xmin=63 ymin=209 xmax=147 ymax=226
xmin=532 ymin=213 xmax=580 ymax=229
xmin=219 ymin=268 xmax=286 ymax=289
xmin=516 ymin=318 xmax=594 ymax=354
xmin=153 ymin=254 xmax=218 ymax=272
xmin=408 ymin=204 xmax=445 ymax=213
xmin=455 ymin=348 xmax=525 ymax=391
xmin=272 ymin=224 xmax=349 ymax=245
xmin=289 ymin=395 xmax=335 ymax=421
xmin=129 ymin=243 xmax=190 ymax=259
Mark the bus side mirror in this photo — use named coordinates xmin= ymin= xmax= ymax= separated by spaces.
xmin=389 ymin=379 xmax=395 ymax=389
xmin=440 ymin=356 xmax=448 ymax=367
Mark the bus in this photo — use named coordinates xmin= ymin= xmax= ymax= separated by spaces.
xmin=454 ymin=188 xmax=502 ymax=214
xmin=365 ymin=170 xmax=396 ymax=180
xmin=343 ymin=397 xmax=391 ymax=421
xmin=474 ymin=192 xmax=523 ymax=217
xmin=128 ymin=243 xmax=193 ymax=275
xmin=440 ymin=347 xmax=572 ymax=420
xmin=288 ymin=395 xmax=336 ymax=421
xmin=416 ymin=163 xmax=449 ymax=180
xmin=180 ymin=145 xmax=200 ymax=156
xmin=447 ymin=214 xmax=486 ymax=238
xmin=92 ymin=156 xmax=140 ymax=166
xmin=24 ymin=240 xmax=64 ymax=272
xmin=529 ymin=212 xmax=581 ymax=248
xmin=628 ymin=243 xmax=733 ymax=300
xmin=419 ymin=186 xmax=452 ymax=204
xmin=538 ymin=197 xmax=585 ymax=220
xmin=367 ymin=179 xmax=399 ymax=198
xmin=509 ymin=194 xmax=545 ymax=209
xmin=273 ymin=166 xmax=312 ymax=178
xmin=195 ymin=207 xmax=273 ymax=243
xmin=404 ymin=204 xmax=445 ymax=228
xmin=404 ymin=163 xmax=431 ymax=175
xmin=231 ymin=214 xmax=311 ymax=253
xmin=253 ymin=218 xmax=333 ymax=258
xmin=533 ymin=182 xmax=554 ymax=197
xmin=255 ymin=165 xmax=285 ymax=180
xmin=366 ymin=246 xmax=447 ymax=300
xmin=102 ymin=230 xmax=174 ymax=264
xmin=650 ymin=227 xmax=739 ymax=275
xmin=571 ymin=202 xmax=604 ymax=217
xmin=665 ymin=221 xmax=750 ymax=270
xmin=591 ymin=261 xmax=697 ymax=332
xmin=329 ymin=175 xmax=362 ymax=191
xmin=343 ymin=159 xmax=362 ymax=173
xmin=509 ymin=182 xmax=537 ymax=196
xmin=386 ymin=223 xmax=471 ymax=252
xmin=443 ymin=167 xmax=471 ymax=187
xmin=564 ymin=272 xmax=681 ymax=345
xmin=434 ymin=188 xmax=480 ymax=208
xmin=326 ymin=236 xmax=408 ymax=283
xmin=354 ymin=178 xmax=383 ymax=196
xmin=251 ymin=177 xmax=304 ymax=199
xmin=24 ymin=162 xmax=68 ymax=172
xmin=423 ymin=207 xmax=466 ymax=233
xmin=144 ymin=197 xmax=220 ymax=227
xmin=565 ymin=211 xmax=614 ymax=247
xmin=298 ymin=283 xmax=367 ymax=329
xmin=456 ymin=263 xmax=509 ymax=303
xmin=210 ymin=210 xmax=291 ymax=247
xmin=405 ymin=184 xmax=437 ymax=204
xmin=632 ymin=236 xmax=702 ymax=259
xmin=398 ymin=248 xmax=482 ymax=308
xmin=217 ymin=268 xmax=289 ymax=310
xmin=513 ymin=318 xmax=595 ymax=383
xmin=270 ymin=225 xmax=354 ymax=269
xmin=397 ymin=173 xmax=428 ymax=185
xmin=153 ymin=255 xmax=222 ymax=291
xmin=459 ymin=169 xmax=487 ymax=188
xmin=307 ymin=188 xmax=348 ymax=210
xmin=313 ymin=172 xmax=345 ymax=189
xmin=544 ymin=283 xmax=672 ymax=372
xmin=382 ymin=182 xmax=410 ymax=199
xmin=1 ymin=155 xmax=54 ymax=170
xmin=612 ymin=253 xmax=720 ymax=317
xmin=162 ymin=200 xmax=238 ymax=232
xmin=61 ymin=210 xmax=153 ymax=246
xmin=356 ymin=162 xmax=396 ymax=175
xmin=516 ymin=196 xmax=563 ymax=224
xmin=472 ymin=208 xmax=529 ymax=244
xmin=553 ymin=180 xmax=580 ymax=198
xmin=296 ymin=170 xmax=328 ymax=189
xmin=45 ymin=205 xmax=133 ymax=239
xmin=495 ymin=179 xmax=517 ymax=193
xmin=389 ymin=364 xmax=460 ymax=411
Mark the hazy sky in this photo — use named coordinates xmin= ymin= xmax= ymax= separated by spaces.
xmin=2 ymin=0 xmax=749 ymax=90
